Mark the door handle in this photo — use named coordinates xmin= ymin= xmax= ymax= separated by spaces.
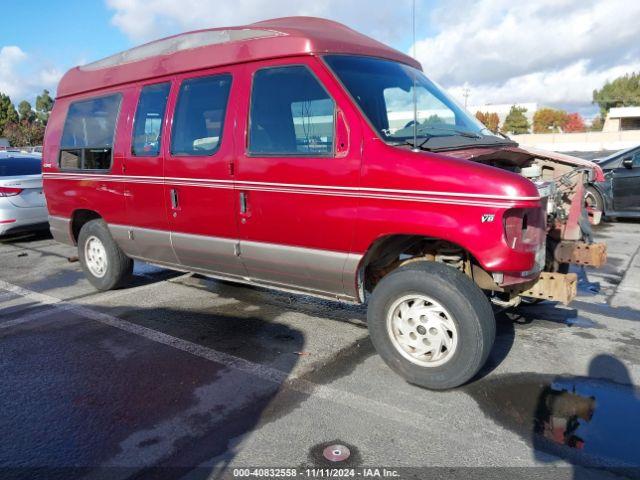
xmin=170 ymin=188 xmax=179 ymax=209
xmin=239 ymin=192 xmax=247 ymax=214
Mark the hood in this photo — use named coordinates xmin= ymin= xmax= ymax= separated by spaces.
xmin=441 ymin=144 xmax=605 ymax=182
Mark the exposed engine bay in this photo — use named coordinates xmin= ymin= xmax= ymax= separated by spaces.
xmin=444 ymin=145 xmax=607 ymax=306
xmin=446 ymin=145 xmax=601 ymax=241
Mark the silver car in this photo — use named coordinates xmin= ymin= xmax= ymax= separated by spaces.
xmin=0 ymin=152 xmax=48 ymax=236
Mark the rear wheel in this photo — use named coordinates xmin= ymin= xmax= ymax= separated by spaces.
xmin=367 ymin=262 xmax=495 ymax=390
xmin=78 ymin=219 xmax=133 ymax=291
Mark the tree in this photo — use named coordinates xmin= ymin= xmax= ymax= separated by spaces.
xmin=18 ymin=100 xmax=35 ymax=124
xmin=563 ymin=113 xmax=586 ymax=133
xmin=475 ymin=111 xmax=500 ymax=131
xmin=422 ymin=114 xmax=445 ymax=125
xmin=502 ymin=105 xmax=530 ymax=134
xmin=36 ymin=89 xmax=54 ymax=125
xmin=533 ymin=108 xmax=568 ymax=133
xmin=593 ymin=72 xmax=640 ymax=117
xmin=590 ymin=116 xmax=604 ymax=132
xmin=0 ymin=93 xmax=19 ymax=133
xmin=3 ymin=119 xmax=45 ymax=146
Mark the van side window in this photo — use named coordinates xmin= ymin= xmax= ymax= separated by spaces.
xmin=132 ymin=83 xmax=170 ymax=156
xmin=171 ymin=74 xmax=232 ymax=156
xmin=59 ymin=93 xmax=122 ymax=170
xmin=249 ymin=65 xmax=335 ymax=156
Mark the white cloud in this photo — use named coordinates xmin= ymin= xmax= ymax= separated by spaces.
xmin=449 ymin=60 xmax=640 ymax=108
xmin=0 ymin=45 xmax=62 ymax=104
xmin=413 ymin=0 xmax=640 ymax=111
xmin=106 ymin=0 xmax=418 ymax=45
xmin=0 ymin=46 xmax=28 ymax=98
xmin=101 ymin=0 xmax=639 ymax=112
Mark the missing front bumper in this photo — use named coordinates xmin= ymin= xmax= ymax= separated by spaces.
xmin=511 ymin=272 xmax=578 ymax=305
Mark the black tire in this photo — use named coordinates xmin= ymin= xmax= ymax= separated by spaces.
xmin=367 ymin=262 xmax=495 ymax=390
xmin=78 ymin=219 xmax=133 ymax=291
xmin=584 ymin=186 xmax=604 ymax=214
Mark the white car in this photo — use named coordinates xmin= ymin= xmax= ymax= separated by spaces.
xmin=0 ymin=152 xmax=48 ymax=236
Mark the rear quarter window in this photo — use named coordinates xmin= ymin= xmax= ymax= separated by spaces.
xmin=59 ymin=93 xmax=122 ymax=170
xmin=0 ymin=157 xmax=42 ymax=177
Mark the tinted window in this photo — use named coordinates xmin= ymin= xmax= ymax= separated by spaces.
xmin=132 ymin=83 xmax=170 ymax=156
xmin=249 ymin=66 xmax=335 ymax=155
xmin=171 ymin=74 xmax=231 ymax=156
xmin=324 ymin=55 xmax=488 ymax=144
xmin=59 ymin=93 xmax=121 ymax=170
xmin=0 ymin=156 xmax=41 ymax=177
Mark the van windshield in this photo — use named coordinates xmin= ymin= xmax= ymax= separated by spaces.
xmin=324 ymin=55 xmax=512 ymax=150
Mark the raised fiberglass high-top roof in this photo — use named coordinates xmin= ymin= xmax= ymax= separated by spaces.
xmin=56 ymin=16 xmax=421 ymax=98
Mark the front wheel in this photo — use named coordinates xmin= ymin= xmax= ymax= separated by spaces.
xmin=367 ymin=262 xmax=495 ymax=390
xmin=78 ymin=219 xmax=133 ymax=291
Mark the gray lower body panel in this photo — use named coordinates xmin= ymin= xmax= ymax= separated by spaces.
xmin=171 ymin=231 xmax=247 ymax=277
xmin=48 ymin=215 xmax=74 ymax=245
xmin=109 ymin=224 xmax=178 ymax=265
xmin=240 ymin=240 xmax=360 ymax=299
xmin=106 ymin=224 xmax=362 ymax=301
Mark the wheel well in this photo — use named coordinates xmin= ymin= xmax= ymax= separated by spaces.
xmin=358 ymin=235 xmax=495 ymax=297
xmin=71 ymin=209 xmax=102 ymax=243
xmin=586 ymin=184 xmax=605 ymax=210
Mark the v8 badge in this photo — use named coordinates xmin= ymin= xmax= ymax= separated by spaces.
xmin=481 ymin=214 xmax=495 ymax=223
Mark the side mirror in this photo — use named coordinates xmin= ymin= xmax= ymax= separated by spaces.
xmin=622 ymin=157 xmax=633 ymax=169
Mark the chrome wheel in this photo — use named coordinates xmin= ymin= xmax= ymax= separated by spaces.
xmin=584 ymin=191 xmax=597 ymax=209
xmin=84 ymin=235 xmax=108 ymax=278
xmin=386 ymin=294 xmax=458 ymax=367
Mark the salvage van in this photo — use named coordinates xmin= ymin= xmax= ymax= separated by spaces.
xmin=43 ymin=17 xmax=607 ymax=389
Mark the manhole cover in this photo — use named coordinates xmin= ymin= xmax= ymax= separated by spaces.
xmin=322 ymin=444 xmax=350 ymax=462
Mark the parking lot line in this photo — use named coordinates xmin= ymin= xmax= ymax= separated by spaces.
xmin=0 ymin=278 xmax=459 ymax=435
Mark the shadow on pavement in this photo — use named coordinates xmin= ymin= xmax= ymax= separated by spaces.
xmin=0 ymin=303 xmax=305 ymax=480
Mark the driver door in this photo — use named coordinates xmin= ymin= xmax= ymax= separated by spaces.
xmin=233 ymin=58 xmax=362 ymax=298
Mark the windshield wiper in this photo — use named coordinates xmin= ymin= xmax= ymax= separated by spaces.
xmin=415 ymin=126 xmax=482 ymax=139
xmin=402 ymin=135 xmax=435 ymax=151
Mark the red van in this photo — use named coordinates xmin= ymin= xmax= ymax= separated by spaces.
xmin=43 ymin=17 xmax=606 ymax=389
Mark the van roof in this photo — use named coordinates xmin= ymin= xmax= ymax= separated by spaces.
xmin=57 ymin=17 xmax=421 ymax=99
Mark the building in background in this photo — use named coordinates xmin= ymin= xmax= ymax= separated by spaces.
xmin=603 ymin=107 xmax=640 ymax=132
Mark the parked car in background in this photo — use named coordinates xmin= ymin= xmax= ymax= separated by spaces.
xmin=586 ymin=145 xmax=640 ymax=219
xmin=0 ymin=152 xmax=48 ymax=236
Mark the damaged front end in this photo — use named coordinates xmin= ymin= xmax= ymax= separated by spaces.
xmin=448 ymin=145 xmax=607 ymax=305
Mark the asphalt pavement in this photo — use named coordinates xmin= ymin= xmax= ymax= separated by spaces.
xmin=1 ymin=220 xmax=639 ymax=480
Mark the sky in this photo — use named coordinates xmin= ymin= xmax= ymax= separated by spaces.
xmin=2 ymin=0 xmax=639 ymax=120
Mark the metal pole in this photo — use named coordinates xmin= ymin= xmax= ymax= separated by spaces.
xmin=411 ymin=0 xmax=419 ymax=151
